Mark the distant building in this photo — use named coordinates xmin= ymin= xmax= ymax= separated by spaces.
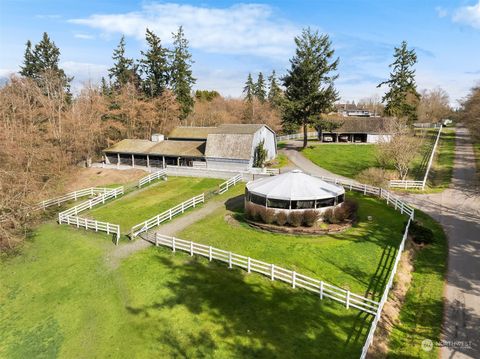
xmin=334 ymin=103 xmax=379 ymax=117
xmin=319 ymin=117 xmax=393 ymax=143
xmin=103 ymin=124 xmax=277 ymax=171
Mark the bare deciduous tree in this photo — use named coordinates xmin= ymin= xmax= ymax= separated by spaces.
xmin=417 ymin=87 xmax=451 ymax=123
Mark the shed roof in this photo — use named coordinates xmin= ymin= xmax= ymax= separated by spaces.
xmin=247 ymin=170 xmax=344 ymax=201
xmin=104 ymin=139 xmax=156 ymax=154
xmin=168 ymin=126 xmax=217 ymax=140
xmin=205 ymin=133 xmax=254 ymax=160
xmin=148 ymin=140 xmax=205 ymax=157
xmin=329 ymin=117 xmax=393 ymax=134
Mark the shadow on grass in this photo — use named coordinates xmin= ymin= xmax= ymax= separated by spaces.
xmin=126 ymin=254 xmax=370 ymax=358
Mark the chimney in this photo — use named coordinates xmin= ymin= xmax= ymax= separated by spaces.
xmin=151 ymin=134 xmax=164 ymax=142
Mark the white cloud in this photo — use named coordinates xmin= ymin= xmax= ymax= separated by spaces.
xmin=453 ymin=1 xmax=480 ymax=29
xmin=69 ymin=3 xmax=299 ymax=58
xmin=435 ymin=6 xmax=448 ymax=18
xmin=61 ymin=61 xmax=108 ymax=93
xmin=74 ymin=33 xmax=95 ymax=40
xmin=0 ymin=68 xmax=16 ymax=78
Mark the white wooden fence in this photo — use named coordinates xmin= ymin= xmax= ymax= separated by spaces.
xmin=145 ymin=233 xmax=380 ymax=316
xmin=138 ymin=169 xmax=167 ymax=188
xmin=277 ymin=131 xmax=318 ymax=141
xmin=37 ymin=187 xmax=113 ymax=210
xmin=130 ymin=193 xmax=205 ymax=237
xmin=388 ymin=125 xmax=443 ymax=190
xmin=218 ymin=174 xmax=243 ymax=194
xmin=58 ymin=187 xmax=124 ymax=243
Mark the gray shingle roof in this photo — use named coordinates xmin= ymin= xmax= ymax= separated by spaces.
xmin=204 ymin=133 xmax=254 ymax=160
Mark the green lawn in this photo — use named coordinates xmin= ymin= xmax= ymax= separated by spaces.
xmin=302 ymin=144 xmax=379 ymax=178
xmin=427 ymin=128 xmax=456 ymax=188
xmin=179 ymin=190 xmax=407 ymax=296
xmin=86 ymin=177 xmax=223 ymax=231
xmin=387 ymin=211 xmax=447 ymax=358
xmin=1 ymin=222 xmax=370 ymax=358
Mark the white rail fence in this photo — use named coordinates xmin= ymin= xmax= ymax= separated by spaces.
xmin=145 ymin=233 xmax=380 ymax=315
xmin=388 ymin=125 xmax=443 ymax=190
xmin=360 ymin=216 xmax=413 ymax=358
xmin=130 ymin=193 xmax=205 ymax=237
xmin=138 ymin=169 xmax=167 ymax=188
xmin=36 ymin=187 xmax=113 ymax=210
xmin=277 ymin=131 xmax=318 ymax=141
xmin=58 ymin=187 xmax=124 ymax=244
xmin=218 ymin=174 xmax=243 ymax=194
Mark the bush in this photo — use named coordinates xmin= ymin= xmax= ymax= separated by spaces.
xmin=323 ymin=199 xmax=358 ymax=224
xmin=409 ymin=220 xmax=435 ymax=245
xmin=264 ymin=208 xmax=276 ymax=224
xmin=356 ymin=168 xmax=396 ymax=187
xmin=303 ymin=210 xmax=319 ymax=227
xmin=257 ymin=206 xmax=267 ymax=223
xmin=275 ymin=211 xmax=288 ymax=226
xmin=323 ymin=208 xmax=339 ymax=224
xmin=288 ymin=211 xmax=303 ymax=227
xmin=245 ymin=202 xmax=256 ymax=220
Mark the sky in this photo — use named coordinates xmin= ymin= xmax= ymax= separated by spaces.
xmin=1 ymin=0 xmax=480 ymax=105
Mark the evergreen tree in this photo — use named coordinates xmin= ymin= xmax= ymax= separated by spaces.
xmin=19 ymin=33 xmax=71 ymax=92
xmin=377 ymin=41 xmax=420 ymax=123
xmin=100 ymin=77 xmax=110 ymax=96
xmin=243 ymin=73 xmax=255 ymax=102
xmin=267 ymin=70 xmax=282 ymax=107
xmin=108 ymin=36 xmax=136 ymax=89
xmin=255 ymin=72 xmax=267 ymax=103
xmin=139 ymin=28 xmax=170 ymax=98
xmin=170 ymin=26 xmax=196 ymax=120
xmin=282 ymin=28 xmax=339 ymax=148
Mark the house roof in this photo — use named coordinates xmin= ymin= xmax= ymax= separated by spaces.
xmin=247 ymin=170 xmax=344 ymax=201
xmin=204 ymin=133 xmax=254 ymax=160
xmin=328 ymin=117 xmax=393 ymax=134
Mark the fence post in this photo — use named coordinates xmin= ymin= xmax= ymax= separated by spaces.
xmin=172 ymin=237 xmax=176 ymax=252
xmin=247 ymin=257 xmax=251 ymax=273
xmin=76 ymin=217 xmax=79 ymax=228
xmin=190 ymin=241 xmax=194 ymax=256
xmin=386 ymin=192 xmax=390 ymax=205
xmin=320 ymin=281 xmax=324 ymax=299
xmin=271 ymin=264 xmax=275 ymax=281
xmin=292 ymin=271 xmax=296 ymax=288
xmin=155 ymin=233 xmax=159 ymax=246
xmin=106 ymin=224 xmax=110 ymax=235
xmin=228 ymin=252 xmax=232 ymax=268
xmin=363 ymin=184 xmax=367 ymax=195
xmin=400 ymin=202 xmax=404 ymax=214
xmin=208 ymin=246 xmax=212 ymax=261
xmin=181 ymin=202 xmax=184 ymax=213
xmin=169 ymin=209 xmax=172 ymax=220
xmin=346 ymin=291 xmax=350 ymax=309
xmin=95 ymin=222 xmax=98 ymax=232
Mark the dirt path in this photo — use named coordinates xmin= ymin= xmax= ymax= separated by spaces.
xmin=403 ymin=127 xmax=480 ymax=358
xmin=105 ymin=197 xmax=239 ymax=269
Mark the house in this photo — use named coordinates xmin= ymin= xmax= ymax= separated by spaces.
xmin=319 ymin=117 xmax=393 ymax=143
xmin=334 ymin=103 xmax=379 ymax=117
xmin=103 ymin=124 xmax=277 ymax=171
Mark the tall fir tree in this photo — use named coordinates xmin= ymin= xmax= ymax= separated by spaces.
xmin=255 ymin=72 xmax=267 ymax=103
xmin=19 ymin=33 xmax=71 ymax=92
xmin=139 ymin=28 xmax=170 ymax=98
xmin=377 ymin=41 xmax=419 ymax=123
xmin=108 ymin=36 xmax=136 ymax=89
xmin=243 ymin=73 xmax=255 ymax=102
xmin=282 ymin=28 xmax=339 ymax=148
xmin=170 ymin=26 xmax=196 ymax=120
xmin=267 ymin=70 xmax=283 ymax=108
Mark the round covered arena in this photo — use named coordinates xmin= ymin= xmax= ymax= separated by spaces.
xmin=245 ymin=170 xmax=345 ymax=212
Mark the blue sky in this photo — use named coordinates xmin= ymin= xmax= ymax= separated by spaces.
xmin=1 ymin=0 xmax=480 ymax=105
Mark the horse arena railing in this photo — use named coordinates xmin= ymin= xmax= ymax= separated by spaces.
xmin=36 ymin=187 xmax=113 ymax=210
xmin=218 ymin=174 xmax=243 ymax=194
xmin=58 ymin=187 xmax=124 ymax=244
xmin=130 ymin=193 xmax=205 ymax=237
xmin=138 ymin=169 xmax=167 ymax=188
xmin=144 ymin=233 xmax=380 ymax=315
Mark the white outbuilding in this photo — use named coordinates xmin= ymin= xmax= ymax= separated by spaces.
xmin=245 ymin=170 xmax=345 ymax=212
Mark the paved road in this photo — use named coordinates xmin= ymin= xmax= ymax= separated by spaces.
xmin=403 ymin=127 xmax=479 ymax=358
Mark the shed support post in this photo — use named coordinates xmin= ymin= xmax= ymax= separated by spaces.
xmin=162 ymin=156 xmax=165 ymax=168
xmin=132 ymin=154 xmax=135 ymax=168
xmin=147 ymin=155 xmax=150 ymax=168
xmin=117 ymin=153 xmax=120 ymax=168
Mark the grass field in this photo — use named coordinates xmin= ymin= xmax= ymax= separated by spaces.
xmin=387 ymin=211 xmax=447 ymax=358
xmin=427 ymin=128 xmax=456 ymax=188
xmin=86 ymin=177 xmax=222 ymax=231
xmin=302 ymin=144 xmax=379 ymax=178
xmin=179 ymin=190 xmax=407 ymax=296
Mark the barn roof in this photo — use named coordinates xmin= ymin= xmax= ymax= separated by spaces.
xmin=329 ymin=117 xmax=393 ymax=134
xmin=104 ymin=139 xmax=155 ymax=154
xmin=148 ymin=140 xmax=205 ymax=157
xmin=205 ymin=133 xmax=254 ymax=160
xmin=168 ymin=126 xmax=217 ymax=140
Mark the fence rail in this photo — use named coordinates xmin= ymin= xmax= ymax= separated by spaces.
xmin=277 ymin=131 xmax=318 ymax=141
xmin=218 ymin=174 xmax=243 ymax=194
xmin=130 ymin=193 xmax=205 ymax=237
xmin=388 ymin=180 xmax=424 ymax=189
xmin=58 ymin=187 xmax=124 ymax=243
xmin=138 ymin=169 xmax=167 ymax=187
xmin=37 ymin=187 xmax=113 ymax=210
xmin=145 ymin=233 xmax=380 ymax=315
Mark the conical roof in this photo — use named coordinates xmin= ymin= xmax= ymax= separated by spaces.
xmin=247 ymin=170 xmax=344 ymax=201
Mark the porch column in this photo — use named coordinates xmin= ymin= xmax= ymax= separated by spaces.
xmin=117 ymin=153 xmax=120 ymax=168
xmin=132 ymin=154 xmax=135 ymax=168
xmin=146 ymin=155 xmax=150 ymax=168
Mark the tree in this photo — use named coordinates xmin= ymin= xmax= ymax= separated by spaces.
xmin=417 ymin=88 xmax=451 ymax=123
xmin=139 ymin=28 xmax=170 ymax=98
xmin=108 ymin=36 xmax=136 ymax=89
xmin=253 ymin=139 xmax=268 ymax=167
xmin=255 ymin=72 xmax=267 ymax=103
xmin=195 ymin=90 xmax=220 ymax=102
xmin=267 ymin=70 xmax=283 ymax=108
xmin=459 ymin=86 xmax=480 ymax=141
xmin=377 ymin=41 xmax=420 ymax=123
xmin=170 ymin=26 xmax=196 ymax=120
xmin=243 ymin=73 xmax=255 ymax=102
xmin=282 ymin=28 xmax=339 ymax=148
xmin=19 ymin=40 xmax=36 ymax=78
